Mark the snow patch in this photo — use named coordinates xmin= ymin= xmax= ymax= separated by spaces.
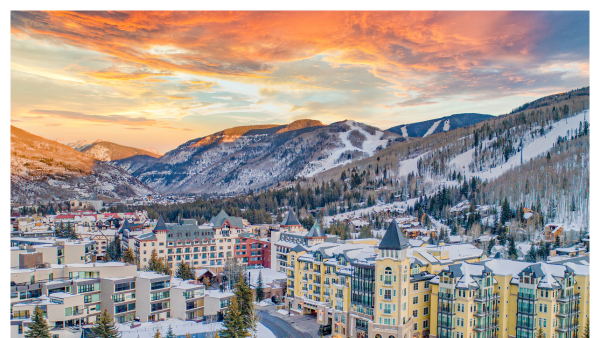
xmin=443 ymin=120 xmax=450 ymax=132
xmin=423 ymin=120 xmax=442 ymax=137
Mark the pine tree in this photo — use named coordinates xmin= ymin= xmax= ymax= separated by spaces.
xmin=123 ymin=248 xmax=135 ymax=264
xmin=153 ymin=330 xmax=162 ymax=338
xmin=24 ymin=306 xmax=51 ymax=338
xmin=555 ymin=235 xmax=561 ymax=248
xmin=255 ymin=271 xmax=264 ymax=301
xmin=508 ymin=237 xmax=518 ymax=259
xmin=162 ymin=258 xmax=172 ymax=276
xmin=165 ymin=325 xmax=176 ymax=338
xmin=146 ymin=249 xmax=163 ymax=273
xmin=582 ymin=318 xmax=590 ymax=338
xmin=90 ymin=309 xmax=121 ymax=338
xmin=176 ymin=262 xmax=195 ymax=280
xmin=535 ymin=326 xmax=544 ymax=338
xmin=234 ymin=273 xmax=254 ymax=334
xmin=221 ymin=297 xmax=244 ymax=338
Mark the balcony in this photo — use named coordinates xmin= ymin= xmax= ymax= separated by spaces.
xmin=474 ymin=294 xmax=500 ymax=303
xmin=350 ymin=309 xmax=374 ymax=321
xmin=474 ymin=308 xmax=499 ymax=317
xmin=556 ymin=324 xmax=579 ymax=333
xmin=517 ymin=293 xmax=538 ymax=301
xmin=557 ymin=309 xmax=580 ymax=318
xmin=474 ymin=323 xmax=499 ymax=332
xmin=438 ymin=293 xmax=456 ymax=301
xmin=557 ymin=294 xmax=581 ymax=303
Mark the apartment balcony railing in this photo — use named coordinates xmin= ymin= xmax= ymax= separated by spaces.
xmin=438 ymin=293 xmax=456 ymax=301
xmin=475 ymin=294 xmax=500 ymax=303
xmin=556 ymin=324 xmax=579 ymax=333
xmin=557 ymin=294 xmax=581 ymax=303
xmin=557 ymin=309 xmax=580 ymax=318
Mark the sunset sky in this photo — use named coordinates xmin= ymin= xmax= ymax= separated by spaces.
xmin=11 ymin=11 xmax=589 ymax=152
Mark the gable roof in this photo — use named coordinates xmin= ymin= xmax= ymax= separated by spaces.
xmin=282 ymin=210 xmax=301 ymax=226
xmin=118 ymin=219 xmax=133 ymax=234
xmin=209 ymin=209 xmax=244 ymax=229
xmin=378 ymin=219 xmax=410 ymax=250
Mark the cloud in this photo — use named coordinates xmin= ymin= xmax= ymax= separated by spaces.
xmin=28 ymin=109 xmax=193 ymax=131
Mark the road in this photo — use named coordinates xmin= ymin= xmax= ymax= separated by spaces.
xmin=258 ymin=309 xmax=319 ymax=338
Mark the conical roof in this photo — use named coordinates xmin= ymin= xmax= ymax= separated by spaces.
xmin=154 ymin=215 xmax=168 ymax=232
xmin=282 ymin=210 xmax=301 ymax=226
xmin=378 ymin=219 xmax=409 ymax=250
xmin=118 ymin=219 xmax=133 ymax=234
xmin=306 ymin=219 xmax=325 ymax=238
xmin=47 ymin=205 xmax=56 ymax=216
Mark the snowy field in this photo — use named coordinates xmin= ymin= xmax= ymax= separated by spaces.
xmin=117 ymin=318 xmax=275 ymax=338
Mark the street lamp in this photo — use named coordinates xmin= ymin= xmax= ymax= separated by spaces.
xmin=288 ymin=301 xmax=291 ymax=317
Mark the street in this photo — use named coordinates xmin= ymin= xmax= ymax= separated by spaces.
xmin=257 ymin=306 xmax=321 ymax=338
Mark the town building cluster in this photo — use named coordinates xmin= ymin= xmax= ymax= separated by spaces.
xmin=10 ymin=206 xmax=590 ymax=338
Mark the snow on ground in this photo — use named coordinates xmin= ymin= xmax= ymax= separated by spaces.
xmin=398 ymin=151 xmax=430 ymax=177
xmin=450 ymin=111 xmax=587 ymax=181
xmin=247 ymin=268 xmax=287 ymax=287
xmin=300 ymin=121 xmax=388 ymax=177
xmin=323 ymin=199 xmax=418 ymax=226
xmin=423 ymin=120 xmax=442 ymax=137
xmin=117 ymin=318 xmax=275 ymax=338
xmin=277 ymin=309 xmax=295 ymax=316
xmin=401 ymin=126 xmax=409 ymax=138
xmin=443 ymin=119 xmax=451 ymax=132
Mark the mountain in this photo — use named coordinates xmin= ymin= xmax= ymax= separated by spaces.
xmin=11 ymin=126 xmax=154 ymax=202
xmin=143 ymin=148 xmax=164 ymax=156
xmin=79 ymin=141 xmax=162 ymax=161
xmin=387 ymin=113 xmax=493 ymax=138
xmin=55 ymin=138 xmax=98 ymax=151
xmin=113 ymin=119 xmax=403 ymax=195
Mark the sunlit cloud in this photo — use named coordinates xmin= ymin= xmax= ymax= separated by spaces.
xmin=10 ymin=11 xmax=589 ymax=152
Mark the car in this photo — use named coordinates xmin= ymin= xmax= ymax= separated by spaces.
xmin=318 ymin=324 xmax=332 ymax=336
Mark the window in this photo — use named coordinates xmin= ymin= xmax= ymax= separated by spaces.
xmin=384 ymin=290 xmax=392 ymax=300
xmin=413 ymin=296 xmax=418 ymax=304
xmin=414 ymin=323 xmax=418 ymax=331
xmin=412 ymin=310 xmax=418 ymax=317
xmin=424 ymin=294 xmax=429 ymax=302
xmin=413 ymin=283 xmax=419 ymax=291
xmin=423 ymin=307 xmax=429 ymax=315
xmin=424 ymin=281 xmax=430 ymax=289
xmin=423 ymin=320 xmax=429 ymax=329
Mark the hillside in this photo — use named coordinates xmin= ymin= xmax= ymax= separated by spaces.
xmin=80 ymin=141 xmax=162 ymax=161
xmin=387 ymin=113 xmax=493 ymax=138
xmin=11 ymin=126 xmax=154 ymax=202
xmin=114 ymin=119 xmax=403 ymax=195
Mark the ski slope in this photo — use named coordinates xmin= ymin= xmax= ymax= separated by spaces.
xmin=450 ymin=110 xmax=588 ymax=181
xmin=423 ymin=120 xmax=442 ymax=137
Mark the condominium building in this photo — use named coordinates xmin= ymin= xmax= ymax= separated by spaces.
xmin=10 ymin=262 xmax=206 ymax=338
xmin=284 ymin=220 xmax=590 ymax=338
xmin=134 ymin=212 xmax=246 ymax=270
xmin=10 ymin=238 xmax=98 ymax=267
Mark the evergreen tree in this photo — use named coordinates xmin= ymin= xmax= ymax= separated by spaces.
xmin=234 ymin=273 xmax=254 ymax=334
xmin=582 ymin=318 xmax=590 ymax=338
xmin=221 ymin=297 xmax=244 ymax=338
xmin=508 ymin=237 xmax=518 ymax=259
xmin=90 ymin=309 xmax=121 ymax=338
xmin=535 ymin=326 xmax=544 ymax=338
xmin=255 ymin=271 xmax=264 ymax=301
xmin=176 ymin=262 xmax=195 ymax=280
xmin=24 ymin=306 xmax=51 ymax=338
xmin=165 ymin=326 xmax=176 ymax=338
xmin=123 ymin=248 xmax=135 ymax=264
xmin=555 ymin=235 xmax=561 ymax=248
xmin=153 ymin=330 xmax=162 ymax=338
xmin=146 ymin=249 xmax=163 ymax=273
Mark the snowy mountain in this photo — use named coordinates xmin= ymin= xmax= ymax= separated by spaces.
xmin=387 ymin=113 xmax=493 ymax=138
xmin=56 ymin=138 xmax=162 ymax=161
xmin=55 ymin=138 xmax=98 ymax=151
xmin=79 ymin=141 xmax=162 ymax=161
xmin=113 ymin=119 xmax=402 ymax=195
xmin=12 ymin=126 xmax=154 ymax=202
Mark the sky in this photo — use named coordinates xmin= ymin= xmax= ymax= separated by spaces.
xmin=10 ymin=11 xmax=589 ymax=153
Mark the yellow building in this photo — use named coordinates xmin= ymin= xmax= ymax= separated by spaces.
xmin=285 ymin=220 xmax=589 ymax=338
